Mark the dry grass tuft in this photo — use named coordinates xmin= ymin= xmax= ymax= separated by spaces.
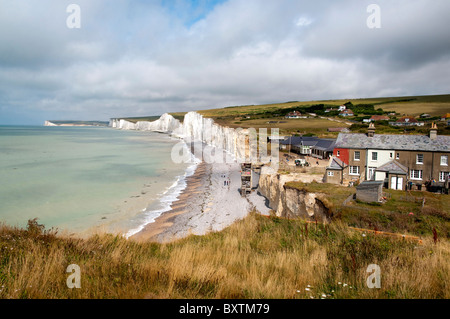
xmin=0 ymin=213 xmax=449 ymax=299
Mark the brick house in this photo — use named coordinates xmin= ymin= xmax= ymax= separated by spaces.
xmin=325 ymin=123 xmax=450 ymax=192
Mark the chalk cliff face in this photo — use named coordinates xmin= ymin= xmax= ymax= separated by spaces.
xmin=180 ymin=112 xmax=247 ymax=159
xmin=258 ymin=166 xmax=331 ymax=223
xmin=110 ymin=112 xmax=247 ymax=160
xmin=110 ymin=111 xmax=329 ymax=221
xmin=109 ymin=114 xmax=182 ymax=132
xmin=44 ymin=121 xmax=57 ymax=126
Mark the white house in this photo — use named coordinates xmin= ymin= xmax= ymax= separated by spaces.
xmin=366 ymin=149 xmax=397 ymax=181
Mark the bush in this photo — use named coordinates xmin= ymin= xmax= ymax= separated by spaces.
xmin=26 ymin=218 xmax=45 ymax=236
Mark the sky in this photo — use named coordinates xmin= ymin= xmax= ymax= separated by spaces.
xmin=1 ymin=0 xmax=449 ymax=125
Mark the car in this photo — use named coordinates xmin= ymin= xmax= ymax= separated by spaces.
xmin=295 ymin=159 xmax=310 ymax=167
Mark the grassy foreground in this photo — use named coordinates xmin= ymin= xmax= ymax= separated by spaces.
xmin=0 ymin=213 xmax=449 ymax=299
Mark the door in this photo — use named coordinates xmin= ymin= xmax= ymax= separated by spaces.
xmin=390 ymin=176 xmax=396 ymax=190
xmin=390 ymin=176 xmax=403 ymax=190
xmin=397 ymin=177 xmax=403 ymax=190
xmin=368 ymin=167 xmax=376 ymax=180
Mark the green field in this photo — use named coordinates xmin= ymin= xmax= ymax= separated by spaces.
xmin=193 ymin=94 xmax=450 ymax=136
xmin=197 ymin=94 xmax=450 ymax=119
xmin=119 ymin=94 xmax=450 ymax=135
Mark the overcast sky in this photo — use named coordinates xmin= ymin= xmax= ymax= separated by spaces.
xmin=1 ymin=0 xmax=449 ymax=125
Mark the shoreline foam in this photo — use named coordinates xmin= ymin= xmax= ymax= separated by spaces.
xmin=124 ymin=141 xmax=200 ymax=239
xmin=130 ymin=141 xmax=271 ymax=243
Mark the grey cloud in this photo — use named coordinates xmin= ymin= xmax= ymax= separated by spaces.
xmin=0 ymin=0 xmax=449 ymax=125
xmin=301 ymin=0 xmax=450 ymax=69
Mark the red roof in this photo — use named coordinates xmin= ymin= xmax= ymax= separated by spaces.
xmin=397 ymin=116 xmax=418 ymax=123
xmin=370 ymin=115 xmax=390 ymax=121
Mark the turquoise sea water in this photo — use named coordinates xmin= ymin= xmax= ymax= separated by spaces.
xmin=0 ymin=126 xmax=193 ymax=236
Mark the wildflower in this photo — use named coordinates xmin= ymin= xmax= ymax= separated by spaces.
xmin=343 ymin=283 xmax=348 ymax=287
xmin=305 ymin=288 xmax=310 ymax=291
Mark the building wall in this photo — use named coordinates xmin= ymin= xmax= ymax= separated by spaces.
xmin=356 ymin=183 xmax=383 ymax=202
xmin=347 ymin=149 xmax=367 ymax=180
xmin=432 ymin=152 xmax=450 ymax=183
xmin=325 ymin=169 xmax=343 ymax=184
xmin=396 ymin=151 xmax=433 ymax=184
xmin=333 ymin=148 xmax=349 ymax=165
xmin=374 ymin=171 xmax=387 ymax=181
xmin=394 ymin=150 xmax=449 ymax=186
xmin=366 ymin=149 xmax=395 ymax=180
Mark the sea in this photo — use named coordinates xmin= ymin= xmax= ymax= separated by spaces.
xmin=0 ymin=126 xmax=197 ymax=238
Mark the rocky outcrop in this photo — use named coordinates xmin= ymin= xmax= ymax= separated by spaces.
xmin=258 ymin=166 xmax=332 ymax=223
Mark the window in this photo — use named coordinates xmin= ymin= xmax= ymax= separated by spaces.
xmin=439 ymin=171 xmax=450 ymax=182
xmin=390 ymin=152 xmax=393 ymax=159
xmin=371 ymin=152 xmax=378 ymax=161
xmin=410 ymin=169 xmax=423 ymax=180
xmin=349 ymin=166 xmax=360 ymax=175
xmin=328 ymin=171 xmax=334 ymax=176
xmin=354 ymin=151 xmax=360 ymax=161
xmin=416 ymin=154 xmax=424 ymax=164
xmin=396 ymin=153 xmax=400 ymax=160
xmin=336 ymin=150 xmax=340 ymax=157
xmin=441 ymin=155 xmax=448 ymax=166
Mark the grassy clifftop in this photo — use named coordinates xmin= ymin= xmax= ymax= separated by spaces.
xmin=1 ymin=209 xmax=449 ymax=299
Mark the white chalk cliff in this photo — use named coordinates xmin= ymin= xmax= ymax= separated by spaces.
xmin=110 ymin=112 xmax=331 ymax=221
xmin=110 ymin=112 xmax=248 ymax=160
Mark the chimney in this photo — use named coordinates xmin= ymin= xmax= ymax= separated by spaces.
xmin=429 ymin=122 xmax=438 ymax=140
xmin=368 ymin=123 xmax=376 ymax=138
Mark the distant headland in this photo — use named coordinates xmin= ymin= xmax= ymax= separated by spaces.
xmin=44 ymin=120 xmax=109 ymax=127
